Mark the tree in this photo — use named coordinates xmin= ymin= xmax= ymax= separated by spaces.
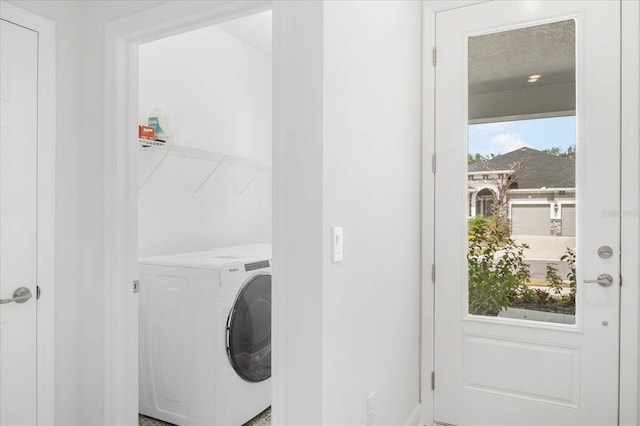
xmin=487 ymin=159 xmax=528 ymax=219
xmin=468 ymin=152 xmax=484 ymax=164
xmin=470 ymin=158 xmax=528 ymax=241
xmin=542 ymin=145 xmax=576 ymax=160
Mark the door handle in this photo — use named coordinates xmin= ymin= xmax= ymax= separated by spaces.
xmin=0 ymin=287 xmax=33 ymax=304
xmin=583 ymin=273 xmax=614 ymax=287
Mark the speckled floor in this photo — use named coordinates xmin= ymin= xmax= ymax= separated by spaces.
xmin=138 ymin=407 xmax=271 ymax=426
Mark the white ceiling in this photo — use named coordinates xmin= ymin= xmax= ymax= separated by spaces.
xmin=468 ymin=19 xmax=576 ymax=121
xmin=469 ymin=19 xmax=575 ymax=95
xmin=217 ymin=10 xmax=272 ymax=57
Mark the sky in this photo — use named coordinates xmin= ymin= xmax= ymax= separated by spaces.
xmin=468 ymin=116 xmax=576 ymax=157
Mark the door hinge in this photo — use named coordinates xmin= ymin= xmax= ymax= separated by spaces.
xmin=431 ymin=371 xmax=435 ymax=390
xmin=432 ymin=46 xmax=437 ymax=66
xmin=431 ymin=264 xmax=436 ymax=283
xmin=432 ymin=153 xmax=436 ymax=173
xmin=133 ymin=280 xmax=140 ymax=293
xmin=36 ymin=286 xmax=41 ymax=300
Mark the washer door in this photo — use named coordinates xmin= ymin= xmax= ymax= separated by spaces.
xmin=226 ymin=273 xmax=271 ymax=382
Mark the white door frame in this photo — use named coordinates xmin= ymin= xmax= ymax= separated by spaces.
xmin=103 ymin=2 xmax=272 ymax=424
xmin=0 ymin=2 xmax=56 ymax=425
xmin=421 ymin=0 xmax=639 ymax=425
xmin=619 ymin=0 xmax=640 ymax=421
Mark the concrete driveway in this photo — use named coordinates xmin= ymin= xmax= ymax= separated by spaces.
xmin=511 ymin=235 xmax=576 ymax=279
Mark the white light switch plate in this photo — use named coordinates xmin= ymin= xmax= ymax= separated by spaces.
xmin=333 ymin=227 xmax=343 ymax=262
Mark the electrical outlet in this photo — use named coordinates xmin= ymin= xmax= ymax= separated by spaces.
xmin=367 ymin=392 xmax=375 ymax=426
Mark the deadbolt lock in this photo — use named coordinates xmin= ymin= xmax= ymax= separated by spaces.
xmin=597 ymin=246 xmax=614 ymax=259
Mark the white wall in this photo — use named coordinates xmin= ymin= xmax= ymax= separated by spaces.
xmin=275 ymin=1 xmax=422 ymax=424
xmin=321 ymin=2 xmax=422 ymax=423
xmin=78 ymin=4 xmax=170 ymax=424
xmin=272 ymin=2 xmax=325 ymax=424
xmin=137 ymin=22 xmax=272 ymax=257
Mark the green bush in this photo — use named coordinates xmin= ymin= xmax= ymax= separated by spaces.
xmin=468 ymin=216 xmax=488 ymax=241
xmin=561 ymin=248 xmax=576 ymax=304
xmin=468 ymin=215 xmax=510 ymax=243
xmin=518 ymin=286 xmax=538 ymax=304
xmin=546 ymin=262 xmax=575 ymax=307
xmin=545 ymin=263 xmax=564 ymax=296
xmin=468 ymin=218 xmax=530 ymax=316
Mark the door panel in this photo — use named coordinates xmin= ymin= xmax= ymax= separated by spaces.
xmin=434 ymin=2 xmax=620 ymax=425
xmin=0 ymin=19 xmax=38 ymax=426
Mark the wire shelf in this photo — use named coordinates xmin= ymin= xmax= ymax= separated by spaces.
xmin=138 ymin=139 xmax=271 ymax=171
xmin=138 ymin=139 xmax=271 ymax=196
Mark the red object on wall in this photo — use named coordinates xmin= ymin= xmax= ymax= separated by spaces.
xmin=138 ymin=125 xmax=155 ymax=140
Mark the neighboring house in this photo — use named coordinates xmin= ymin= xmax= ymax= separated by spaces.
xmin=468 ymin=146 xmax=576 ymax=236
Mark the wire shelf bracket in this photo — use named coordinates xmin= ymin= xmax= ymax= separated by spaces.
xmin=139 ymin=147 xmax=171 ymax=193
xmin=237 ymin=170 xmax=262 ymax=195
xmin=194 ymin=157 xmax=226 ymax=198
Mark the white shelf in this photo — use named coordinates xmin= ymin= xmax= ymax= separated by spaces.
xmin=138 ymin=138 xmax=271 ymax=196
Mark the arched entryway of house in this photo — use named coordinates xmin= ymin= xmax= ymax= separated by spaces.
xmin=468 ymin=186 xmax=497 ymax=217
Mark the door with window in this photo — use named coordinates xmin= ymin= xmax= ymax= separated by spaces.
xmin=434 ymin=1 xmax=620 ymax=425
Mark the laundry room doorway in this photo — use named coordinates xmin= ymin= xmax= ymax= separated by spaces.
xmin=103 ymin=3 xmax=277 ymax=425
xmin=135 ymin=10 xmax=273 ymax=426
xmin=138 ymin=10 xmax=272 ymax=425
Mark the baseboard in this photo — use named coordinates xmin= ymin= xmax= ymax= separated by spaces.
xmin=404 ymin=404 xmax=422 ymax=426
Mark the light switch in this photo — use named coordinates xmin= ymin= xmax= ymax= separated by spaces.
xmin=333 ymin=227 xmax=343 ymax=262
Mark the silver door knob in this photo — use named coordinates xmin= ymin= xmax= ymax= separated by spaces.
xmin=583 ymin=273 xmax=614 ymax=287
xmin=0 ymin=287 xmax=33 ymax=304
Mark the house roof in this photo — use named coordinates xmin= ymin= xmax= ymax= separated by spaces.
xmin=468 ymin=147 xmax=575 ymax=189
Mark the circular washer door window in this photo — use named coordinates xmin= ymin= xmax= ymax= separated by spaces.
xmin=226 ymin=273 xmax=271 ymax=382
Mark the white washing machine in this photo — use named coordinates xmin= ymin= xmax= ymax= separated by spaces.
xmin=139 ymin=244 xmax=272 ymax=426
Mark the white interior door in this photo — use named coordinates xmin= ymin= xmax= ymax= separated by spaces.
xmin=0 ymin=18 xmax=38 ymax=426
xmin=434 ymin=1 xmax=620 ymax=425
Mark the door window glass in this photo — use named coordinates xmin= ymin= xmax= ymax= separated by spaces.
xmin=467 ymin=20 xmax=577 ymax=324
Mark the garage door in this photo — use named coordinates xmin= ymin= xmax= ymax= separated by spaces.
xmin=511 ymin=204 xmax=550 ymax=235
xmin=562 ymin=205 xmax=576 ymax=236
